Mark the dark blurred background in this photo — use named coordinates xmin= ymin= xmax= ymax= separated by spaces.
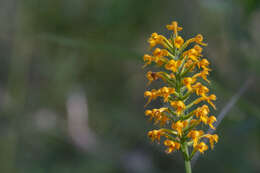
xmin=0 ymin=0 xmax=259 ymax=172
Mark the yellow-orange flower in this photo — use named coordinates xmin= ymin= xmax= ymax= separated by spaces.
xmin=205 ymin=94 xmax=217 ymax=109
xmin=148 ymin=32 xmax=166 ymax=48
xmin=184 ymin=59 xmax=196 ymax=72
xmin=193 ymin=68 xmax=211 ymax=83
xmin=170 ymin=101 xmax=186 ymax=115
xmin=195 ymin=142 xmax=208 ymax=153
xmin=153 ymin=48 xmax=169 ymax=57
xmin=145 ymin=108 xmax=170 ymax=126
xmin=165 ymin=59 xmax=179 ymax=72
xmin=195 ymin=105 xmax=210 ymax=124
xmin=148 ymin=129 xmax=164 ymax=142
xmin=183 ymin=46 xmax=202 ymax=62
xmin=146 ymin=71 xmax=163 ymax=85
xmin=171 ymin=120 xmax=188 ymax=136
xmin=183 ymin=77 xmax=196 ymax=92
xmin=207 ymin=115 xmax=217 ymax=129
xmin=197 ymin=58 xmax=210 ymax=69
xmin=143 ymin=54 xmax=153 ymax=67
xmin=187 ymin=130 xmax=204 ymax=147
xmin=194 ymin=45 xmax=203 ymax=54
xmin=164 ymin=140 xmax=181 ymax=153
xmin=144 ymin=89 xmax=159 ymax=106
xmin=194 ymin=34 xmax=207 ymax=46
xmin=166 ymin=21 xmax=182 ymax=35
xmin=160 ymin=87 xmax=175 ymax=102
xmin=204 ymin=134 xmax=219 ymax=149
xmin=144 ymin=87 xmax=175 ymax=105
xmin=194 ymin=94 xmax=216 ymax=109
xmin=192 ymin=82 xmax=209 ymax=98
xmin=174 ymin=36 xmax=184 ymax=49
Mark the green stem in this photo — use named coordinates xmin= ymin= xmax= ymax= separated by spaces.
xmin=184 ymin=158 xmax=192 ymax=173
xmin=183 ymin=144 xmax=192 ymax=173
xmin=181 ymin=110 xmax=194 ymax=120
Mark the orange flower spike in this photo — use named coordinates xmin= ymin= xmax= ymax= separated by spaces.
xmin=143 ymin=21 xmax=219 ymax=165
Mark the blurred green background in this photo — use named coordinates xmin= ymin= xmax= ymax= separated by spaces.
xmin=0 ymin=0 xmax=259 ymax=172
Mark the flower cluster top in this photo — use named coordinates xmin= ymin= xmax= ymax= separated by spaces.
xmin=143 ymin=21 xmax=218 ymax=156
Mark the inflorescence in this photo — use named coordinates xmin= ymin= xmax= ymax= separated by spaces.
xmin=143 ymin=21 xmax=219 ymax=160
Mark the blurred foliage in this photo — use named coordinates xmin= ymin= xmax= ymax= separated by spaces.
xmin=0 ymin=0 xmax=259 ymax=173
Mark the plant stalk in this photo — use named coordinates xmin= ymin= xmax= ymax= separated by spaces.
xmin=183 ymin=143 xmax=192 ymax=173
